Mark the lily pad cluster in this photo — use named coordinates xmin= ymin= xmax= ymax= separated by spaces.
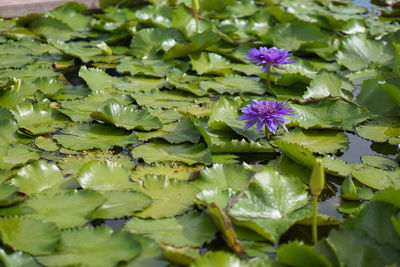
xmin=0 ymin=0 xmax=399 ymax=266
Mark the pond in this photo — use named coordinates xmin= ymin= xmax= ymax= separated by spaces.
xmin=0 ymin=0 xmax=399 ymax=266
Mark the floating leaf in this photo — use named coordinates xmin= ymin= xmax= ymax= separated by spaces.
xmin=277 ymin=241 xmax=332 ymax=267
xmin=361 ymin=155 xmax=399 ymax=170
xmin=274 ymin=128 xmax=349 ymax=154
xmin=356 ymin=118 xmax=400 ymax=144
xmin=0 ymin=184 xmax=20 ymax=206
xmin=303 ymin=71 xmax=352 ymax=100
xmin=289 ymin=98 xmax=370 ymax=131
xmin=77 ymin=161 xmax=136 ymax=191
xmin=190 ymin=52 xmax=232 ymax=75
xmin=229 ymin=167 xmax=309 ymax=242
xmin=193 ymin=164 xmax=254 ymax=191
xmin=356 ymin=79 xmax=400 ymax=117
xmin=336 ymin=33 xmax=394 ymax=71
xmin=35 ymin=136 xmax=59 ymax=152
xmin=0 ymin=217 xmax=60 ymax=255
xmin=117 ymin=57 xmax=175 ymax=77
xmin=136 ymin=116 xmax=200 ymax=143
xmin=93 ymin=191 xmax=152 ymax=219
xmin=270 ymin=21 xmax=328 ymax=51
xmin=0 ymin=248 xmax=39 ymax=267
xmin=36 ymin=226 xmax=141 ymax=267
xmin=200 ymin=75 xmax=265 ymax=95
xmin=132 ymin=163 xmax=199 ymax=181
xmin=130 ymin=28 xmax=183 ymax=59
xmin=24 ymin=190 xmax=105 ymax=229
xmin=125 ymin=211 xmax=217 ymax=246
xmin=91 ymin=102 xmax=162 ymax=131
xmin=11 ymin=102 xmax=68 ymax=135
xmin=10 ymin=161 xmax=66 ymax=195
xmin=0 ymin=144 xmax=39 ymax=170
xmin=135 ymin=176 xmax=200 ymax=219
xmin=53 ymin=123 xmax=138 ymax=151
xmin=352 ymin=165 xmax=400 ymax=190
xmin=132 ymin=141 xmax=212 ymax=165
xmin=189 ymin=251 xmax=241 ymax=267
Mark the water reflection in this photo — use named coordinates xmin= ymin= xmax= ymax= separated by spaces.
xmin=340 ymin=132 xmax=377 ymax=163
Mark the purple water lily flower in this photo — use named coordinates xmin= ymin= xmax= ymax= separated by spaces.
xmin=244 ymin=47 xmax=296 ymax=73
xmin=237 ymin=100 xmax=294 ymax=134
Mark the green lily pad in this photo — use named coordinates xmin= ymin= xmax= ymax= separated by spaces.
xmin=77 ymin=161 xmax=136 ymax=191
xmin=274 ymin=128 xmax=349 ymax=154
xmin=277 ymin=241 xmax=332 ymax=267
xmin=23 ymin=190 xmax=105 ymax=229
xmin=229 ymin=166 xmax=309 ymax=242
xmin=193 ymin=163 xmax=254 ymax=191
xmin=357 ymin=79 xmax=400 ymax=117
xmin=356 ymin=118 xmax=400 ymax=144
xmin=36 ymin=226 xmax=141 ymax=267
xmin=130 ymin=28 xmax=183 ymax=59
xmin=352 ymin=165 xmax=400 ymax=190
xmin=361 ymin=155 xmax=399 ymax=170
xmin=135 ymin=176 xmax=200 ymax=219
xmin=11 ymin=102 xmax=69 ymax=135
xmin=132 ymin=141 xmax=212 ymax=165
xmin=0 ymin=184 xmax=20 ymax=207
xmin=53 ymin=123 xmax=138 ymax=151
xmin=303 ymin=71 xmax=353 ymax=100
xmin=0 ymin=247 xmax=40 ymax=267
xmin=336 ymin=33 xmax=394 ymax=71
xmin=93 ymin=191 xmax=152 ymax=219
xmin=35 ymin=136 xmax=59 ymax=152
xmin=274 ymin=140 xmax=316 ymax=169
xmin=91 ymin=102 xmax=162 ymax=131
xmin=166 ymin=69 xmax=207 ymax=96
xmin=124 ymin=211 xmax=217 ymax=246
xmin=0 ymin=144 xmax=39 ymax=170
xmin=190 ymin=52 xmax=233 ymax=75
xmin=48 ymin=7 xmax=90 ymax=31
xmin=135 ymin=5 xmax=172 ymax=28
xmin=200 ymin=75 xmax=265 ymax=95
xmin=189 ymin=251 xmax=241 ymax=267
xmin=10 ymin=161 xmax=66 ymax=195
xmin=49 ymin=40 xmax=103 ymax=62
xmin=116 ymin=57 xmax=175 ymax=77
xmin=289 ymin=98 xmax=370 ymax=131
xmin=0 ymin=119 xmax=20 ymax=145
xmin=270 ymin=21 xmax=328 ymax=51
xmin=29 ymin=16 xmax=73 ymax=41
xmin=132 ymin=163 xmax=200 ymax=181
xmin=0 ymin=217 xmax=60 ymax=255
xmin=136 ymin=116 xmax=200 ymax=143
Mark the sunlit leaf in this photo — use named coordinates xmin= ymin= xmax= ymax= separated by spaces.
xmin=24 ymin=190 xmax=105 ymax=229
xmin=125 ymin=211 xmax=217 ymax=246
xmin=36 ymin=226 xmax=141 ymax=267
xmin=10 ymin=161 xmax=66 ymax=195
xmin=0 ymin=217 xmax=60 ymax=255
xmin=77 ymin=161 xmax=136 ymax=191
xmin=132 ymin=141 xmax=212 ymax=165
xmin=53 ymin=123 xmax=138 ymax=150
xmin=91 ymin=102 xmax=162 ymax=131
xmin=135 ymin=176 xmax=200 ymax=219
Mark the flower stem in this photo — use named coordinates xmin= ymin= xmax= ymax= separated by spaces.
xmin=312 ymin=195 xmax=318 ymax=244
xmin=192 ymin=0 xmax=200 ymax=33
xmin=266 ymin=67 xmax=271 ymax=91
xmin=264 ymin=125 xmax=270 ymax=140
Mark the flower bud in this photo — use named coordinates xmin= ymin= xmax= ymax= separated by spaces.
xmin=310 ymin=159 xmax=325 ymax=196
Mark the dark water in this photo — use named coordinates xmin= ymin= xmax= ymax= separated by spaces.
xmin=352 ymin=0 xmax=377 ymax=8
